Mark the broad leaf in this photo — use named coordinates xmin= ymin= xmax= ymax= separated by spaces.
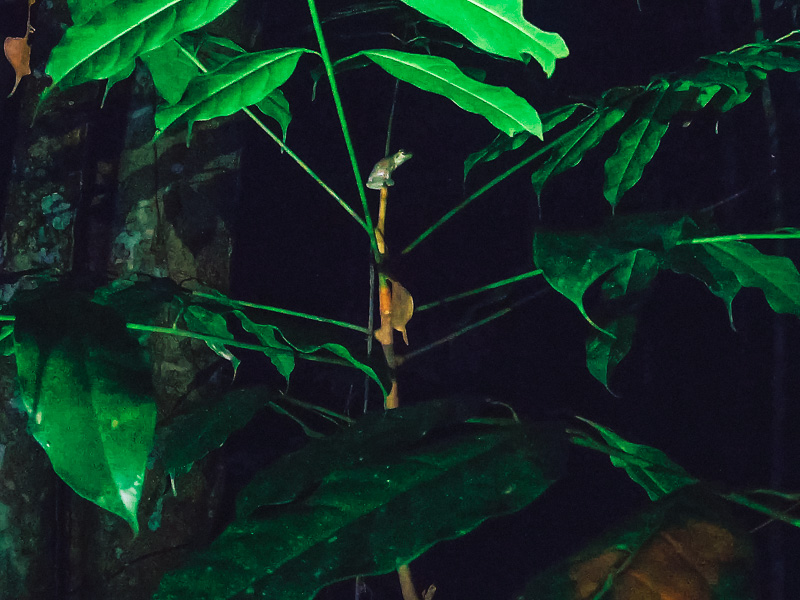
xmin=585 ymin=315 xmax=637 ymax=393
xmin=576 ymin=418 xmax=698 ymax=500
xmin=66 ymin=0 xmax=116 ymax=25
xmin=45 ymin=0 xmax=240 ymax=92
xmin=521 ymin=488 xmax=751 ymax=600
xmin=356 ymin=49 xmax=543 ymax=137
xmin=141 ymin=39 xmax=200 ymax=104
xmin=399 ymin=0 xmax=569 ymax=75
xmin=155 ymin=400 xmax=567 ymax=600
xmin=703 ymin=242 xmax=800 ymax=316
xmin=12 ymin=292 xmax=156 ymax=533
xmin=153 ymin=386 xmax=273 ymax=475
xmin=155 ymin=48 xmax=306 ymax=142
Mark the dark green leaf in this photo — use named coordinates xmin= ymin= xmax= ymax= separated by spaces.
xmin=585 ymin=315 xmax=637 ymax=392
xmin=13 ymin=292 xmax=156 ymax=533
xmin=153 ymin=386 xmax=273 ymax=475
xmin=141 ymin=40 xmax=200 ymax=104
xmin=576 ymin=417 xmax=698 ymax=499
xmin=183 ymin=305 xmax=241 ymax=377
xmin=155 ymin=400 xmax=566 ymax=600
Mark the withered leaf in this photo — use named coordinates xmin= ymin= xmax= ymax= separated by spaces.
xmin=4 ymin=0 xmax=35 ymax=97
xmin=388 ymin=278 xmax=413 ymax=344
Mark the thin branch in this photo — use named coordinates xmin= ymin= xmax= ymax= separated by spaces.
xmin=416 ymin=270 xmax=542 ymax=312
xmin=675 ymin=232 xmax=800 ymax=245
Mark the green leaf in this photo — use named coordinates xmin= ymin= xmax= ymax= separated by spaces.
xmin=155 ymin=400 xmax=567 ymax=600
xmin=141 ymin=39 xmax=200 ymax=104
xmin=521 ymin=488 xmax=751 ymax=600
xmin=586 ymin=315 xmax=637 ymax=392
xmin=153 ymin=386 xmax=273 ymax=475
xmin=464 ymin=104 xmax=579 ymax=181
xmin=356 ymin=49 xmax=543 ymax=137
xmin=703 ymin=38 xmax=800 ymax=72
xmin=576 ymin=417 xmax=698 ymax=500
xmin=183 ymin=305 xmax=241 ymax=377
xmin=155 ymin=48 xmax=306 ymax=142
xmin=255 ymin=89 xmax=292 ymax=142
xmin=46 ymin=0 xmax=240 ymax=92
xmin=399 ymin=0 xmax=568 ymax=75
xmin=531 ymin=91 xmax=638 ymax=198
xmin=703 ymin=242 xmax=800 ymax=317
xmin=66 ymin=0 xmax=116 ymax=25
xmin=603 ymin=81 xmax=678 ymax=208
xmin=12 ymin=292 xmax=156 ymax=533
xmin=233 ymin=311 xmax=388 ymax=395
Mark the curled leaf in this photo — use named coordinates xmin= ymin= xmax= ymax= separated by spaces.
xmin=3 ymin=0 xmax=35 ymax=97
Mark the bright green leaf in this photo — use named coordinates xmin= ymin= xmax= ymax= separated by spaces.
xmin=12 ymin=292 xmax=156 ymax=533
xmin=155 ymin=48 xmax=305 ymax=142
xmin=46 ymin=0 xmax=240 ymax=92
xmin=66 ymin=0 xmax=115 ymax=25
xmin=141 ymin=39 xmax=200 ymax=104
xmin=704 ymin=242 xmax=800 ymax=317
xmin=356 ymin=49 xmax=543 ymax=137
xmin=155 ymin=400 xmax=566 ymax=600
xmin=399 ymin=0 xmax=568 ymax=75
xmin=255 ymin=89 xmax=292 ymax=142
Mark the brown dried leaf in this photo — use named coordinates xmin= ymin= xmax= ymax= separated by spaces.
xmin=388 ymin=278 xmax=413 ymax=344
xmin=4 ymin=0 xmax=35 ymax=97
xmin=4 ymin=35 xmax=31 ymax=97
xmin=569 ymin=520 xmax=740 ymax=600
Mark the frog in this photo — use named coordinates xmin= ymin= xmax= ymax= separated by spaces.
xmin=366 ymin=149 xmax=413 ymax=190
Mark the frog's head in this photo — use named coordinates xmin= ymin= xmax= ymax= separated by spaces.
xmin=394 ymin=149 xmax=413 ymax=164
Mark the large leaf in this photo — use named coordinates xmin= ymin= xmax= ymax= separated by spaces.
xmin=575 ymin=418 xmax=698 ymax=500
xmin=521 ymin=488 xmax=752 ymax=600
xmin=356 ymin=49 xmax=543 ymax=137
xmin=399 ymin=0 xmax=568 ymax=75
xmin=155 ymin=48 xmax=306 ymax=141
xmin=141 ymin=39 xmax=200 ymax=105
xmin=12 ymin=292 xmax=156 ymax=533
xmin=703 ymin=242 xmax=800 ymax=316
xmin=152 ymin=386 xmax=273 ymax=475
xmin=45 ymin=0 xmax=240 ymax=92
xmin=155 ymin=400 xmax=567 ymax=600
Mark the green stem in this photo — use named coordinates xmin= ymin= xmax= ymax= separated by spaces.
xmin=401 ymin=292 xmax=542 ymax=363
xmin=401 ymin=133 xmax=565 ymax=255
xmin=174 ymin=42 xmax=368 ymax=234
xmin=191 ymin=291 xmax=370 ymax=334
xmin=675 ymin=232 xmax=800 ymax=245
xmin=417 ymin=270 xmax=542 ymax=312
xmin=126 ymin=323 xmax=352 ymax=368
xmin=724 ymin=492 xmax=800 ymax=529
xmin=307 ymin=0 xmax=380 ymax=261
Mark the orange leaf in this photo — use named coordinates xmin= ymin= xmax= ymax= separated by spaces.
xmin=4 ymin=0 xmax=35 ymax=97
xmin=388 ymin=278 xmax=413 ymax=344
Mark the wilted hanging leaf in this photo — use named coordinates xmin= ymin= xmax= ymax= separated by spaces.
xmin=389 ymin=277 xmax=414 ymax=344
xmin=3 ymin=0 xmax=35 ymax=97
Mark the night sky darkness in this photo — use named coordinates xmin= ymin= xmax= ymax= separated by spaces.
xmin=3 ymin=0 xmax=800 ymax=598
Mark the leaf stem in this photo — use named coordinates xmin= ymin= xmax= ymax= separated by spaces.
xmin=401 ymin=134 xmax=565 ymax=254
xmin=191 ymin=291 xmax=370 ymax=334
xmin=675 ymin=232 xmax=800 ymax=245
xmin=307 ymin=0 xmax=380 ymax=260
xmin=173 ymin=41 xmax=369 ymax=234
xmin=416 ymin=270 xmax=542 ymax=312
